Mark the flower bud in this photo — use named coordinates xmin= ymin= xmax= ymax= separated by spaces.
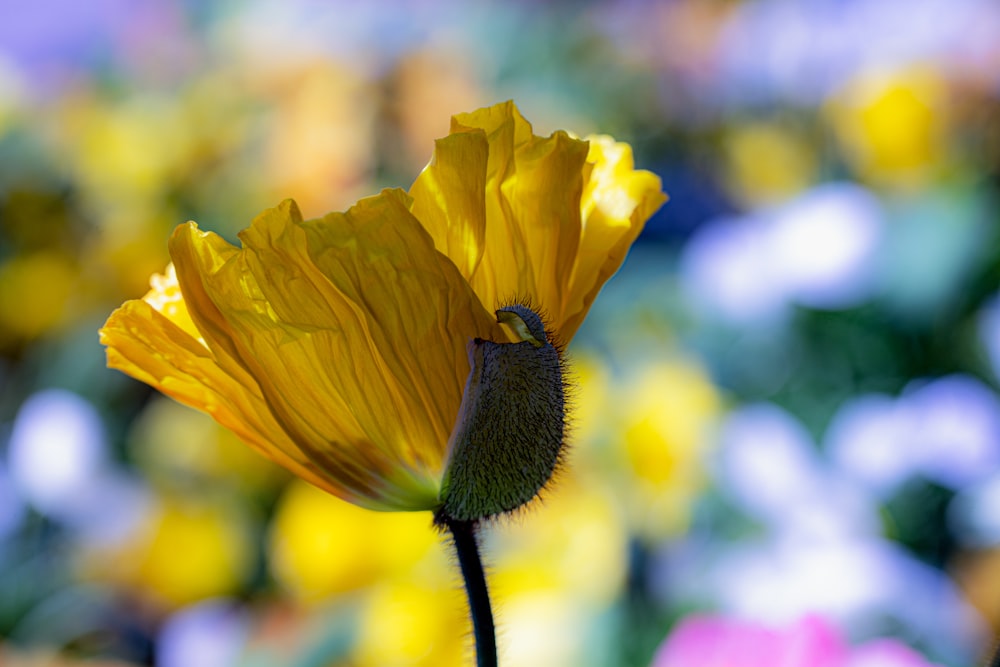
xmin=437 ymin=305 xmax=567 ymax=523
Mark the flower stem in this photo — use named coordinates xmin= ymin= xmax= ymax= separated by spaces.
xmin=445 ymin=518 xmax=497 ymax=667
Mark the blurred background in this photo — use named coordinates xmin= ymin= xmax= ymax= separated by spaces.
xmin=1 ymin=0 xmax=999 ymax=665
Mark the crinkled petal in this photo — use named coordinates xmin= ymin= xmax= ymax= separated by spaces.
xmin=408 ymin=131 xmax=489 ymax=280
xmin=169 ymin=218 xmax=430 ymax=510
xmin=413 ymin=101 xmax=666 ymax=344
xmin=448 ymin=101 xmax=589 ymax=330
xmin=99 ymin=299 xmax=385 ymax=508
xmin=169 ymin=194 xmax=503 ymax=511
xmin=562 ymin=135 xmax=668 ymax=340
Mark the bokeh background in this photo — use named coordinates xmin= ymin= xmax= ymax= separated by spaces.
xmin=1 ymin=1 xmax=999 ymax=665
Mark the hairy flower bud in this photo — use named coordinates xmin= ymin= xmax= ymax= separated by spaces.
xmin=437 ymin=304 xmax=567 ymax=523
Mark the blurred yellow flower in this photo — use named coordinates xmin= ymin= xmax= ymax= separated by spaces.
xmin=0 ymin=251 xmax=78 ymax=342
xmin=723 ymin=122 xmax=816 ymax=208
xmin=354 ymin=577 xmax=469 ymax=667
xmin=134 ymin=498 xmax=253 ymax=607
xmin=828 ymin=65 xmax=949 ymax=188
xmin=100 ymin=101 xmax=666 ymax=513
xmin=549 ymin=349 xmax=717 ymax=544
xmin=491 ymin=478 xmax=628 ymax=608
xmin=268 ymin=480 xmax=436 ymax=604
xmin=620 ymin=359 xmax=719 ymax=540
xmin=57 ymin=92 xmax=191 ymax=218
xmin=80 ymin=494 xmax=253 ymax=609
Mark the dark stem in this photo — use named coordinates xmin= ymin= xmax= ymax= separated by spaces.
xmin=445 ymin=518 xmax=497 ymax=667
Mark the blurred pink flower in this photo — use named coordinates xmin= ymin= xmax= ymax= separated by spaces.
xmin=652 ymin=614 xmax=943 ymax=667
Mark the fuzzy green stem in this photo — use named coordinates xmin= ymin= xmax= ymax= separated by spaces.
xmin=446 ymin=518 xmax=497 ymax=667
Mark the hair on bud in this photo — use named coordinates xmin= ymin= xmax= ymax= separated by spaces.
xmin=436 ymin=301 xmax=569 ymax=524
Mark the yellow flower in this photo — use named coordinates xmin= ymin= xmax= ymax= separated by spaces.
xmin=620 ymin=359 xmax=719 ymax=540
xmin=723 ymin=122 xmax=816 ymax=208
xmin=78 ymin=493 xmax=254 ymax=609
xmin=268 ymin=479 xmax=436 ymax=603
xmin=827 ymin=65 xmax=949 ymax=188
xmin=100 ymin=101 xmax=666 ymax=513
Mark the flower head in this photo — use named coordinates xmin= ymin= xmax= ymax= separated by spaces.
xmin=100 ymin=101 xmax=666 ymax=513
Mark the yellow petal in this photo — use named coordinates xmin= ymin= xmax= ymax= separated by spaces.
xmin=297 ymin=190 xmax=503 ymax=448
xmin=167 ymin=220 xmax=412 ymax=509
xmin=562 ymin=135 xmax=668 ymax=340
xmin=412 ymin=101 xmax=667 ymax=344
xmin=450 ymin=102 xmax=590 ymax=330
xmin=100 ymin=299 xmax=352 ymax=506
xmin=408 ymin=131 xmax=489 ymax=279
xmin=169 ymin=194 xmax=503 ymax=511
xmin=141 ymin=263 xmax=201 ymax=340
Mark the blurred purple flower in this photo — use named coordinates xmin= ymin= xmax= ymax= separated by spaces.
xmin=659 ymin=400 xmax=988 ymax=662
xmin=714 ymin=0 xmax=1000 ymax=106
xmin=824 ymin=395 xmax=913 ymax=498
xmin=1 ymin=0 xmax=131 ymax=64
xmin=680 ymin=183 xmax=882 ymax=325
xmin=716 ymin=403 xmax=878 ymax=539
xmin=906 ymin=376 xmax=1000 ymax=487
xmin=827 ymin=375 xmax=1000 ymax=496
xmin=659 ymin=531 xmax=984 ymax=664
xmin=651 ymin=614 xmax=944 ymax=667
xmin=0 ymin=0 xmax=160 ymax=92
xmin=157 ymin=599 xmax=249 ymax=667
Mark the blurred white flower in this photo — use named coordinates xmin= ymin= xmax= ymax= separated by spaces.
xmin=681 ymin=183 xmax=882 ymax=325
xmin=714 ymin=537 xmax=905 ymax=622
xmin=8 ymin=389 xmax=107 ymax=516
xmin=6 ymin=388 xmax=150 ymax=541
xmin=681 ymin=213 xmax=785 ymax=324
xmin=768 ymin=184 xmax=882 ymax=308
xmin=666 ymin=395 xmax=992 ymax=664
xmin=220 ymin=0 xmax=473 ymax=68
